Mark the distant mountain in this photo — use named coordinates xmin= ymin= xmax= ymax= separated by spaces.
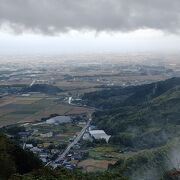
xmin=124 ymin=77 xmax=180 ymax=106
xmin=0 ymin=84 xmax=63 ymax=95
xmin=0 ymin=84 xmax=25 ymax=94
xmin=21 ymin=84 xmax=63 ymax=95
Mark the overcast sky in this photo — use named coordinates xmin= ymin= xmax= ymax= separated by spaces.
xmin=0 ymin=0 xmax=180 ymax=55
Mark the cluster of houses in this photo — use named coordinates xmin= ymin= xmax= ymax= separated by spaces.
xmin=24 ymin=143 xmax=61 ymax=163
xmin=11 ymin=115 xmax=111 ymax=171
xmin=52 ymin=145 xmax=86 ymax=170
xmin=15 ymin=117 xmax=87 ymax=168
xmin=16 ymin=126 xmax=61 ymax=164
xmin=24 ymin=140 xmax=84 ymax=167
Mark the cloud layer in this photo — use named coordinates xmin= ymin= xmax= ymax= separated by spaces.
xmin=0 ymin=0 xmax=180 ymax=34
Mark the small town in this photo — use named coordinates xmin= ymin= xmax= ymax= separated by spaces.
xmin=2 ymin=107 xmax=111 ymax=171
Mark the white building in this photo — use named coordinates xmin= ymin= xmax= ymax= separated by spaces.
xmin=46 ymin=116 xmax=71 ymax=125
xmin=89 ymin=130 xmax=111 ymax=143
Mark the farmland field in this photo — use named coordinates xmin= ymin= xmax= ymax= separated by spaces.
xmin=28 ymin=123 xmax=83 ymax=145
xmin=78 ymin=159 xmax=116 ymax=172
xmin=87 ymin=145 xmax=122 ymax=160
xmin=0 ymin=93 xmax=92 ymax=127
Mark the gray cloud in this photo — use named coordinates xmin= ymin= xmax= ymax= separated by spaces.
xmin=0 ymin=0 xmax=180 ymax=34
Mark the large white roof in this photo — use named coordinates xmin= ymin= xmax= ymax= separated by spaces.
xmin=89 ymin=130 xmax=106 ymax=135
xmin=89 ymin=130 xmax=111 ymax=143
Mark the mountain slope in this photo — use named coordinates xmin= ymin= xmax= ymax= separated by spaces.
xmin=0 ymin=134 xmax=42 ymax=179
xmin=83 ymin=77 xmax=180 ymax=109
xmin=87 ymin=78 xmax=180 ymax=149
xmin=84 ymin=78 xmax=180 ymax=179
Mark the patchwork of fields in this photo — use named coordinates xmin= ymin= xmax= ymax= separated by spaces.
xmin=26 ymin=122 xmax=83 ymax=146
xmin=0 ymin=93 xmax=92 ymax=127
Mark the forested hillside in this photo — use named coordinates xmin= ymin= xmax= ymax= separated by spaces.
xmin=83 ymin=77 xmax=180 ymax=149
xmin=82 ymin=77 xmax=180 ymax=179
xmin=0 ymin=134 xmax=42 ymax=179
xmin=83 ymin=77 xmax=180 ymax=109
xmin=21 ymin=84 xmax=63 ymax=95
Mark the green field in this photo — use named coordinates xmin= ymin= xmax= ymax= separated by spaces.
xmin=87 ymin=145 xmax=123 ymax=160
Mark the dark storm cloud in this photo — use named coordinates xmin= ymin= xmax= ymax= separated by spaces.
xmin=0 ymin=0 xmax=180 ymax=34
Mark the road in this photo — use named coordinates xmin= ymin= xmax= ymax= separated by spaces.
xmin=45 ymin=114 xmax=92 ymax=166
xmin=55 ymin=115 xmax=92 ymax=162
